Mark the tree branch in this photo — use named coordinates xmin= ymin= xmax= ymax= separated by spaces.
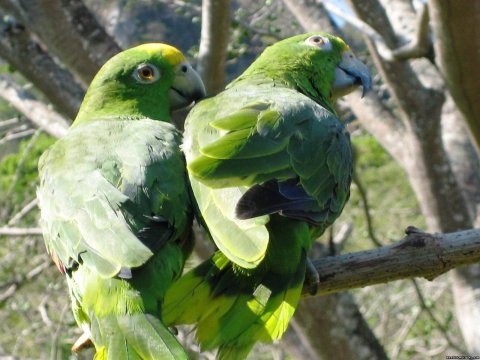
xmin=305 ymin=227 xmax=480 ymax=296
xmin=0 ymin=13 xmax=84 ymax=118
xmin=0 ymin=227 xmax=42 ymax=236
xmin=7 ymin=198 xmax=38 ymax=225
xmin=0 ymin=258 xmax=50 ymax=303
xmin=0 ymin=74 xmax=68 ymax=138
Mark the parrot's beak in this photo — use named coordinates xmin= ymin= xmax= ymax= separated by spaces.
xmin=332 ymin=51 xmax=372 ymax=99
xmin=169 ymin=61 xmax=206 ymax=110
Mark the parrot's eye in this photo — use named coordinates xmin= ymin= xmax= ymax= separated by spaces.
xmin=305 ymin=35 xmax=332 ymax=51
xmin=134 ymin=64 xmax=160 ymax=84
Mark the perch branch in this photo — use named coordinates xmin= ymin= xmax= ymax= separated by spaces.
xmin=304 ymin=227 xmax=480 ymax=296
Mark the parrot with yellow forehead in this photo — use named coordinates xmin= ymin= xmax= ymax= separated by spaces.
xmin=163 ymin=32 xmax=371 ymax=359
xmin=37 ymin=43 xmax=205 ymax=359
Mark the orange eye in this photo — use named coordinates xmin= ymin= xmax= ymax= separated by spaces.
xmin=134 ymin=64 xmax=160 ymax=83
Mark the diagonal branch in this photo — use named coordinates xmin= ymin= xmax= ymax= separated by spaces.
xmin=0 ymin=14 xmax=84 ymax=118
xmin=0 ymin=74 xmax=69 ymax=138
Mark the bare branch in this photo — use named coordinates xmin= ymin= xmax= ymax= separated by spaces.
xmin=322 ymin=0 xmax=395 ymax=60
xmin=390 ymin=3 xmax=430 ymax=60
xmin=305 ymin=227 xmax=480 ymax=296
xmin=0 ymin=227 xmax=42 ymax=236
xmin=0 ymin=0 xmax=121 ymax=85
xmin=332 ymin=221 xmax=353 ymax=251
xmin=7 ymin=198 xmax=38 ymax=225
xmin=352 ymin=169 xmax=383 ymax=247
xmin=283 ymin=0 xmax=336 ymax=33
xmin=0 ymin=128 xmax=35 ymax=145
xmin=0 ymin=74 xmax=68 ymax=138
xmin=0 ymin=259 xmax=50 ymax=303
xmin=0 ymin=117 xmax=19 ymax=130
xmin=411 ymin=279 xmax=465 ymax=352
xmin=0 ymin=14 xmax=84 ymax=118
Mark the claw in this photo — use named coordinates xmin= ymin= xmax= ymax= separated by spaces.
xmin=71 ymin=331 xmax=92 ymax=352
xmin=169 ymin=325 xmax=179 ymax=335
xmin=305 ymin=258 xmax=320 ymax=295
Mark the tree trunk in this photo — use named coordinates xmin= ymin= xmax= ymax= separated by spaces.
xmin=428 ymin=0 xmax=480 ymax=153
xmin=197 ymin=0 xmax=230 ymax=95
xmin=286 ymin=293 xmax=388 ymax=360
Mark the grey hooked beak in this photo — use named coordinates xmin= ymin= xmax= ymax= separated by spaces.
xmin=169 ymin=61 xmax=206 ymax=110
xmin=332 ymin=51 xmax=372 ymax=99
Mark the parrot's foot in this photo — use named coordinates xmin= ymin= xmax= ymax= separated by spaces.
xmin=306 ymin=258 xmax=320 ymax=295
xmin=169 ymin=325 xmax=179 ymax=335
xmin=71 ymin=332 xmax=92 ymax=353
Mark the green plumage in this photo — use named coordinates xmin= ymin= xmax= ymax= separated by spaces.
xmin=164 ymin=32 xmax=371 ymax=358
xmin=38 ymin=43 xmax=205 ymax=359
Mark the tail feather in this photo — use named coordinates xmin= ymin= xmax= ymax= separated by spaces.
xmin=71 ymin=249 xmax=189 ymax=360
xmin=163 ymin=250 xmax=307 ymax=359
xmin=90 ymin=312 xmax=187 ymax=360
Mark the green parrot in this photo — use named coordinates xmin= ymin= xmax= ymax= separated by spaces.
xmin=37 ymin=43 xmax=205 ymax=359
xmin=163 ymin=32 xmax=371 ymax=359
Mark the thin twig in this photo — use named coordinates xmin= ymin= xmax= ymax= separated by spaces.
xmin=0 ymin=260 xmax=51 ymax=304
xmin=0 ymin=117 xmax=19 ymax=130
xmin=50 ymin=303 xmax=70 ymax=360
xmin=0 ymin=227 xmax=43 ymax=236
xmin=38 ymin=296 xmax=53 ymax=328
xmin=352 ymin=170 xmax=383 ymax=247
xmin=7 ymin=198 xmax=39 ymax=225
xmin=0 ymin=128 xmax=35 ymax=145
xmin=411 ymin=279 xmax=465 ymax=353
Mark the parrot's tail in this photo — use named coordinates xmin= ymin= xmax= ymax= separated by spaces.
xmin=69 ymin=250 xmax=189 ymax=360
xmin=163 ymin=217 xmax=309 ymax=360
xmin=90 ymin=311 xmax=187 ymax=360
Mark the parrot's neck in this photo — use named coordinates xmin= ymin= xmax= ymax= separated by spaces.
xmin=72 ymin=86 xmax=172 ymax=126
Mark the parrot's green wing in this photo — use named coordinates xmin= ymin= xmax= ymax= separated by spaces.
xmin=38 ymin=119 xmax=189 ymax=279
xmin=186 ymin=93 xmax=352 ymax=268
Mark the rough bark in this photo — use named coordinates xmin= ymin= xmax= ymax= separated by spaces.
xmin=197 ymin=0 xmax=230 ymax=94
xmin=428 ymin=0 xmax=480 ymax=153
xmin=304 ymin=227 xmax=480 ymax=296
xmin=0 ymin=15 xmax=84 ymax=119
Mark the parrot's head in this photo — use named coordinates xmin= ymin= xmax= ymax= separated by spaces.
xmin=241 ymin=32 xmax=371 ymax=106
xmin=73 ymin=43 xmax=205 ymax=125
